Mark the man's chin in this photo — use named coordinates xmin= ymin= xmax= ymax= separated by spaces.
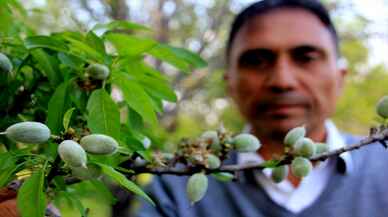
xmin=252 ymin=117 xmax=306 ymax=136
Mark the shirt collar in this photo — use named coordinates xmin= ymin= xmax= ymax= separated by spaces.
xmin=238 ymin=120 xmax=353 ymax=174
xmin=325 ymin=120 xmax=353 ymax=174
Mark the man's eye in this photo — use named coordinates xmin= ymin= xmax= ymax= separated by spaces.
xmin=292 ymin=47 xmax=323 ymax=64
xmin=295 ymin=53 xmax=317 ymax=63
xmin=240 ymin=55 xmax=267 ymax=68
xmin=238 ymin=50 xmax=274 ymax=69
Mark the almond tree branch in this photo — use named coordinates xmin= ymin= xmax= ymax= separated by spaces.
xmin=60 ymin=128 xmax=388 ymax=187
xmin=127 ymin=129 xmax=388 ymax=176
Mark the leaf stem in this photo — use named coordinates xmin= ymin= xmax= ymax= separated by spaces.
xmin=50 ymin=135 xmax=61 ymax=140
xmin=117 ymin=146 xmax=131 ymax=155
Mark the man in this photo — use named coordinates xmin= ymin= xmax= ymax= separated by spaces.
xmin=134 ymin=0 xmax=388 ymax=216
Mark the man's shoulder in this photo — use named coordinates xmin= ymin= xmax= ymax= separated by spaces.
xmin=340 ymin=132 xmax=386 ymax=158
xmin=340 ymin=132 xmax=388 ymax=177
xmin=340 ymin=132 xmax=363 ymax=144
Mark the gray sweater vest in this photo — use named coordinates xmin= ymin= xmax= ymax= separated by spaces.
xmin=133 ymin=134 xmax=388 ymax=217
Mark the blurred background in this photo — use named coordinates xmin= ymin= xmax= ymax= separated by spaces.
xmin=8 ymin=0 xmax=388 ymax=216
xmin=17 ymin=0 xmax=388 ymax=138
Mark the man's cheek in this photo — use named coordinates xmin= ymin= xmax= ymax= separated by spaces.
xmin=238 ymin=97 xmax=257 ymax=118
xmin=237 ymin=78 xmax=255 ymax=93
xmin=312 ymin=90 xmax=333 ymax=116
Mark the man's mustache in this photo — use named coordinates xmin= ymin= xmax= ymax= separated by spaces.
xmin=253 ymin=92 xmax=311 ymax=112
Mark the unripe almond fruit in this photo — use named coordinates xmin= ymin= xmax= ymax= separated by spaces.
xmin=291 ymin=157 xmax=312 ymax=178
xmin=294 ymin=138 xmax=316 ymax=157
xmin=315 ymin=142 xmax=329 ymax=154
xmin=0 ymin=53 xmax=13 ymax=74
xmin=201 ymin=131 xmax=220 ymax=152
xmin=4 ymin=121 xmax=51 ymax=144
xmin=80 ymin=134 xmax=118 ymax=155
xmin=58 ymin=140 xmax=87 ymax=168
xmin=86 ymin=63 xmax=110 ymax=80
xmin=206 ymin=154 xmax=221 ymax=169
xmin=232 ymin=133 xmax=261 ymax=152
xmin=376 ymin=96 xmax=388 ymax=119
xmin=271 ymin=165 xmax=289 ymax=183
xmin=284 ymin=126 xmax=306 ymax=147
xmin=186 ymin=172 xmax=208 ymax=205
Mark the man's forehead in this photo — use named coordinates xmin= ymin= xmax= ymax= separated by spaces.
xmin=230 ymin=8 xmax=335 ymax=58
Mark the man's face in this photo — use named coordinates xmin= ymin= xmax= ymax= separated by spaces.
xmin=226 ymin=8 xmax=346 ymax=137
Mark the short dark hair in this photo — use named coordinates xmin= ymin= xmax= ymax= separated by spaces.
xmin=226 ymin=0 xmax=339 ymax=59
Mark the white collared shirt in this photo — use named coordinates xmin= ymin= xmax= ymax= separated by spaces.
xmin=238 ymin=120 xmax=352 ymax=214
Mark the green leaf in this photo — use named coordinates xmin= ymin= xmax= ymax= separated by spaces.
xmin=17 ymin=168 xmax=47 ymax=217
xmin=66 ymin=194 xmax=88 ymax=217
xmin=105 ymin=33 xmax=157 ymax=56
xmin=53 ymin=176 xmax=66 ymax=191
xmin=92 ymin=20 xmax=151 ymax=33
xmin=137 ymin=150 xmax=153 ymax=162
xmin=0 ymin=166 xmax=18 ymax=187
xmin=63 ymin=107 xmax=75 ymax=131
xmin=87 ymin=89 xmax=121 ymax=140
xmin=261 ymin=160 xmax=281 ymax=168
xmin=69 ymin=82 xmax=88 ymax=112
xmin=86 ymin=31 xmax=106 ymax=55
xmin=42 ymin=142 xmax=58 ymax=161
xmin=6 ymin=0 xmax=27 ymax=17
xmin=120 ymin=125 xmax=145 ymax=151
xmin=89 ymin=179 xmax=116 ymax=204
xmin=120 ymin=61 xmax=170 ymax=111
xmin=30 ymin=49 xmax=62 ymax=87
xmin=0 ymin=152 xmax=16 ymax=170
xmin=148 ymin=44 xmax=207 ymax=73
xmin=112 ymin=72 xmax=158 ymax=127
xmin=25 ymin=36 xmax=68 ymax=52
xmin=123 ymin=61 xmax=176 ymax=102
xmin=54 ymin=31 xmax=84 ymax=42
xmin=147 ymin=94 xmax=163 ymax=114
xmin=88 ymin=153 xmax=126 ymax=168
xmin=142 ymin=78 xmax=176 ymax=102
xmin=97 ymin=163 xmax=154 ymax=205
xmin=58 ymin=52 xmax=84 ymax=70
xmin=127 ymin=106 xmax=144 ymax=131
xmin=57 ymin=191 xmax=88 ymax=217
xmin=0 ymin=4 xmax=12 ymax=34
xmin=211 ymin=172 xmax=234 ymax=182
xmin=0 ymin=152 xmax=28 ymax=187
xmin=115 ymin=57 xmax=170 ymax=82
xmin=47 ymin=82 xmax=71 ymax=134
xmin=63 ymin=36 xmax=105 ymax=63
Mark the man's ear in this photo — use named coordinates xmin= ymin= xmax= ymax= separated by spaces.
xmin=336 ymin=68 xmax=347 ymax=96
xmin=223 ymin=72 xmax=229 ymax=81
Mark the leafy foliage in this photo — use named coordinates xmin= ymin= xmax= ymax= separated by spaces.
xmin=0 ymin=1 xmax=206 ymax=216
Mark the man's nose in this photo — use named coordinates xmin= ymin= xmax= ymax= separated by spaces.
xmin=265 ymin=56 xmax=298 ymax=92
